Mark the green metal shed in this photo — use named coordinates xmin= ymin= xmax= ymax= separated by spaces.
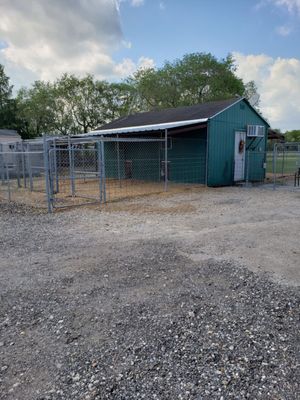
xmin=85 ymin=97 xmax=270 ymax=187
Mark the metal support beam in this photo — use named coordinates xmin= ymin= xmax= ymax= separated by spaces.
xmin=0 ymin=143 xmax=5 ymax=185
xmin=27 ymin=148 xmax=33 ymax=192
xmin=100 ymin=140 xmax=107 ymax=202
xmin=273 ymin=143 xmax=277 ymax=190
xmin=53 ymin=138 xmax=59 ymax=193
xmin=5 ymin=162 xmax=11 ymax=201
xmin=43 ymin=134 xmax=52 ymax=213
xmin=21 ymin=141 xmax=27 ymax=188
xmin=68 ymin=136 xmax=75 ymax=197
xmin=116 ymin=134 xmax=121 ymax=187
xmin=16 ymin=152 xmax=21 ymax=188
xmin=96 ymin=141 xmax=103 ymax=203
xmin=164 ymin=128 xmax=168 ymax=192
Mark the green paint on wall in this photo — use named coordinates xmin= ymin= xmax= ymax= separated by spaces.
xmin=207 ymin=100 xmax=268 ymax=186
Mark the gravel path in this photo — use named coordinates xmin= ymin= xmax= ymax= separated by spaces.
xmin=0 ymin=187 xmax=299 ymax=399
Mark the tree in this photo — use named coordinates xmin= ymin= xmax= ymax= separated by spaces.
xmin=284 ymin=130 xmax=300 ymax=142
xmin=16 ymin=81 xmax=56 ymax=137
xmin=0 ymin=64 xmax=16 ymax=129
xmin=55 ymin=74 xmax=109 ymax=133
xmin=127 ymin=53 xmax=246 ymax=111
xmin=0 ymin=64 xmax=12 ymax=106
xmin=101 ymin=82 xmax=138 ymax=121
xmin=12 ymin=52 xmax=262 ymax=138
xmin=243 ymin=80 xmax=260 ymax=109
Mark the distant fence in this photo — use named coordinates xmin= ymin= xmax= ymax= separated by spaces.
xmin=270 ymin=142 xmax=300 ymax=188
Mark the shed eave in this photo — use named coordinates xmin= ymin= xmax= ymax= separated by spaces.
xmin=76 ymin=118 xmax=208 ymax=137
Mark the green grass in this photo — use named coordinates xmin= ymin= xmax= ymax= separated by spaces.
xmin=266 ymin=152 xmax=300 ymax=174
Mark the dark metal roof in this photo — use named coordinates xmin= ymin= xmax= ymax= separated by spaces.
xmin=98 ymin=98 xmax=241 ymax=130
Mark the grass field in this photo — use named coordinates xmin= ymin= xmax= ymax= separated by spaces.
xmin=266 ymin=151 xmax=300 ymax=174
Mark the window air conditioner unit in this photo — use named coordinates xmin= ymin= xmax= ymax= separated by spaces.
xmin=247 ymin=125 xmax=265 ymax=137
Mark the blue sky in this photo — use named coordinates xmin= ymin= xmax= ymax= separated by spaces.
xmin=117 ymin=0 xmax=300 ymax=65
xmin=0 ymin=0 xmax=299 ymax=130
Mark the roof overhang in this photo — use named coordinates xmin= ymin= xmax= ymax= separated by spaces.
xmin=76 ymin=118 xmax=208 ymax=137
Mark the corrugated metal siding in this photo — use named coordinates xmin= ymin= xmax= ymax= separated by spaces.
xmin=207 ymin=100 xmax=268 ymax=186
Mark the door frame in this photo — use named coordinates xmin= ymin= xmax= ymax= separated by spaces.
xmin=234 ymin=131 xmax=246 ymax=182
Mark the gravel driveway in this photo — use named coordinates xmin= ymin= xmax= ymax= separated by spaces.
xmin=0 ymin=186 xmax=299 ymax=399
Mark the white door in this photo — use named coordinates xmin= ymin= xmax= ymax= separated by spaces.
xmin=234 ymin=132 xmax=246 ymax=182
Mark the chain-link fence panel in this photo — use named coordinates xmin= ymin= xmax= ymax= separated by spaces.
xmin=0 ymin=150 xmax=47 ymax=206
xmin=103 ymin=140 xmax=164 ymax=202
xmin=48 ymin=147 xmax=101 ymax=208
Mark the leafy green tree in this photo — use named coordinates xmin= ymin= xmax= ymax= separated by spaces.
xmin=243 ymin=80 xmax=260 ymax=108
xmin=127 ymin=53 xmax=246 ymax=111
xmin=101 ymin=82 xmax=138 ymax=121
xmin=0 ymin=64 xmax=17 ymax=129
xmin=284 ymin=130 xmax=300 ymax=142
xmin=0 ymin=64 xmax=12 ymax=106
xmin=55 ymin=74 xmax=108 ymax=133
xmin=16 ymin=81 xmax=56 ymax=137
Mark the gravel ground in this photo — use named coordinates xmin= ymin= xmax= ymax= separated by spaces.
xmin=0 ymin=186 xmax=299 ymax=399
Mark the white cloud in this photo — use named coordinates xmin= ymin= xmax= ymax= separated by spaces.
xmin=138 ymin=57 xmax=155 ymax=70
xmin=276 ymin=25 xmax=293 ymax=35
xmin=119 ymin=0 xmax=145 ymax=7
xmin=0 ymin=0 xmax=152 ymax=89
xmin=130 ymin=0 xmax=145 ymax=6
xmin=122 ymin=40 xmax=132 ymax=49
xmin=273 ymin=0 xmax=300 ymax=14
xmin=257 ymin=0 xmax=300 ymax=14
xmin=233 ymin=52 xmax=300 ymax=131
xmin=114 ymin=56 xmax=155 ymax=77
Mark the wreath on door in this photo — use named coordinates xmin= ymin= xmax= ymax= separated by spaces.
xmin=239 ymin=139 xmax=245 ymax=153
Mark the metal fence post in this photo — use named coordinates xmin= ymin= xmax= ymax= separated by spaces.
xmin=5 ymin=161 xmax=11 ymax=201
xmin=273 ymin=143 xmax=277 ymax=190
xmin=16 ymin=152 xmax=21 ymax=188
xmin=164 ymin=128 xmax=168 ymax=191
xmin=53 ymin=138 xmax=59 ymax=193
xmin=100 ymin=139 xmax=107 ymax=202
xmin=27 ymin=148 xmax=33 ymax=192
xmin=281 ymin=146 xmax=285 ymax=178
xmin=0 ymin=143 xmax=5 ymax=185
xmin=43 ymin=134 xmax=53 ymax=213
xmin=96 ymin=141 xmax=103 ymax=203
xmin=21 ymin=141 xmax=27 ymax=188
xmin=68 ymin=136 xmax=75 ymax=197
xmin=116 ymin=134 xmax=122 ymax=188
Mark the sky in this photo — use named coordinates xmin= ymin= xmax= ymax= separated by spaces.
xmin=0 ymin=0 xmax=299 ymax=131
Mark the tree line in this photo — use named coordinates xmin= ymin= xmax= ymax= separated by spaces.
xmin=0 ymin=52 xmax=261 ymax=139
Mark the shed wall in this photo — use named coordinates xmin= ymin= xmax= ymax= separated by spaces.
xmin=207 ymin=99 xmax=268 ymax=186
